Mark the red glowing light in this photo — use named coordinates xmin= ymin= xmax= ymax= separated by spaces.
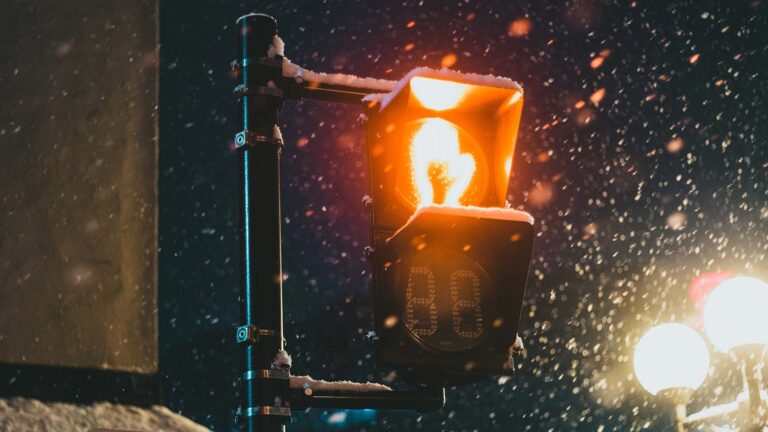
xmin=688 ymin=271 xmax=734 ymax=311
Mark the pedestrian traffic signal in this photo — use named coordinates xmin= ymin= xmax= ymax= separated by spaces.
xmin=365 ymin=69 xmax=533 ymax=385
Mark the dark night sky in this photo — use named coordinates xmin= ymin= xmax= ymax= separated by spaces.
xmin=158 ymin=1 xmax=767 ymax=430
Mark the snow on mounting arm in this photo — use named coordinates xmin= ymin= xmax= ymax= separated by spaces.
xmin=272 ymin=350 xmax=391 ymax=392
xmin=275 ymin=33 xmax=395 ymax=93
xmin=267 ymin=35 xmax=284 ymax=58
xmin=289 ymin=375 xmax=392 ymax=392
xmin=274 ymin=36 xmax=521 ymax=103
xmin=271 ymin=36 xmax=393 ymax=92
xmin=272 ymin=349 xmax=292 ymax=369
xmin=282 ymin=57 xmax=396 ymax=93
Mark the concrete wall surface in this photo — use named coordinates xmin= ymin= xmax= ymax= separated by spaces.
xmin=0 ymin=0 xmax=159 ymax=373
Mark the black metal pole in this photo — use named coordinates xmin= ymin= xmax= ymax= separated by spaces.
xmin=235 ymin=13 xmax=290 ymax=432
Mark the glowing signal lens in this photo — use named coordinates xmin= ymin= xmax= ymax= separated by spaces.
xmin=398 ymin=118 xmax=487 ymax=208
xmin=412 ymin=118 xmax=475 ymax=207
xmin=410 ymin=77 xmax=472 ymax=111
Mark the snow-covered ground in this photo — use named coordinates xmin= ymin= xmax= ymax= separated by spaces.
xmin=0 ymin=398 xmax=210 ymax=432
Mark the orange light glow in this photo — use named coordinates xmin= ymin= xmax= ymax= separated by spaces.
xmin=441 ymin=53 xmax=458 ymax=68
xmin=410 ymin=77 xmax=471 ymax=111
xmin=508 ymin=18 xmax=532 ymax=37
xmin=410 ymin=118 xmax=478 ymax=207
xmin=504 ymin=91 xmax=523 ymax=107
xmin=689 ymin=53 xmax=700 ymax=64
xmin=373 ymin=73 xmax=523 ymax=223
xmin=590 ymin=88 xmax=606 ymax=105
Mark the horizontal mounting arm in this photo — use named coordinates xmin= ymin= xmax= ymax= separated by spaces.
xmin=683 ymin=400 xmax=738 ymax=424
xmin=289 ymin=387 xmax=445 ymax=411
xmin=286 ymin=80 xmax=385 ymax=105
xmin=233 ymin=57 xmax=396 ymax=105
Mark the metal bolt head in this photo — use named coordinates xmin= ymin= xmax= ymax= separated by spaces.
xmin=236 ymin=325 xmax=249 ymax=343
xmin=235 ymin=131 xmax=247 ymax=148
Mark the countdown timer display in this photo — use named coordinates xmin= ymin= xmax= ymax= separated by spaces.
xmin=370 ymin=207 xmax=534 ymax=386
xmin=400 ymin=248 xmax=494 ymax=352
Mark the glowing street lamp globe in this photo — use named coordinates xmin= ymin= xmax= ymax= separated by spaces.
xmin=634 ymin=323 xmax=710 ymax=395
xmin=703 ymin=276 xmax=768 ymax=353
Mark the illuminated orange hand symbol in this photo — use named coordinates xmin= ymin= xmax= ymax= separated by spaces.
xmin=411 ymin=118 xmax=476 ymax=207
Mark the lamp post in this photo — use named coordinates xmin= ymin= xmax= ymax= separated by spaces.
xmin=633 ymin=323 xmax=710 ymax=432
xmin=703 ymin=276 xmax=768 ymax=431
xmin=633 ymin=276 xmax=768 ymax=431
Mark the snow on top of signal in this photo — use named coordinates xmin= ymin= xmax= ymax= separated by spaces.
xmin=389 ymin=205 xmax=533 ymax=243
xmin=411 ymin=204 xmax=534 ymax=224
xmin=373 ymin=67 xmax=523 ymax=109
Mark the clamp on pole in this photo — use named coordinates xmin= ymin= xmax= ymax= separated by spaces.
xmin=233 ymin=84 xmax=284 ymax=99
xmin=243 ymin=406 xmax=292 ymax=418
xmin=243 ymin=369 xmax=290 ymax=380
xmin=234 ymin=131 xmax=283 ymax=149
xmin=235 ymin=325 xmax=278 ymax=345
